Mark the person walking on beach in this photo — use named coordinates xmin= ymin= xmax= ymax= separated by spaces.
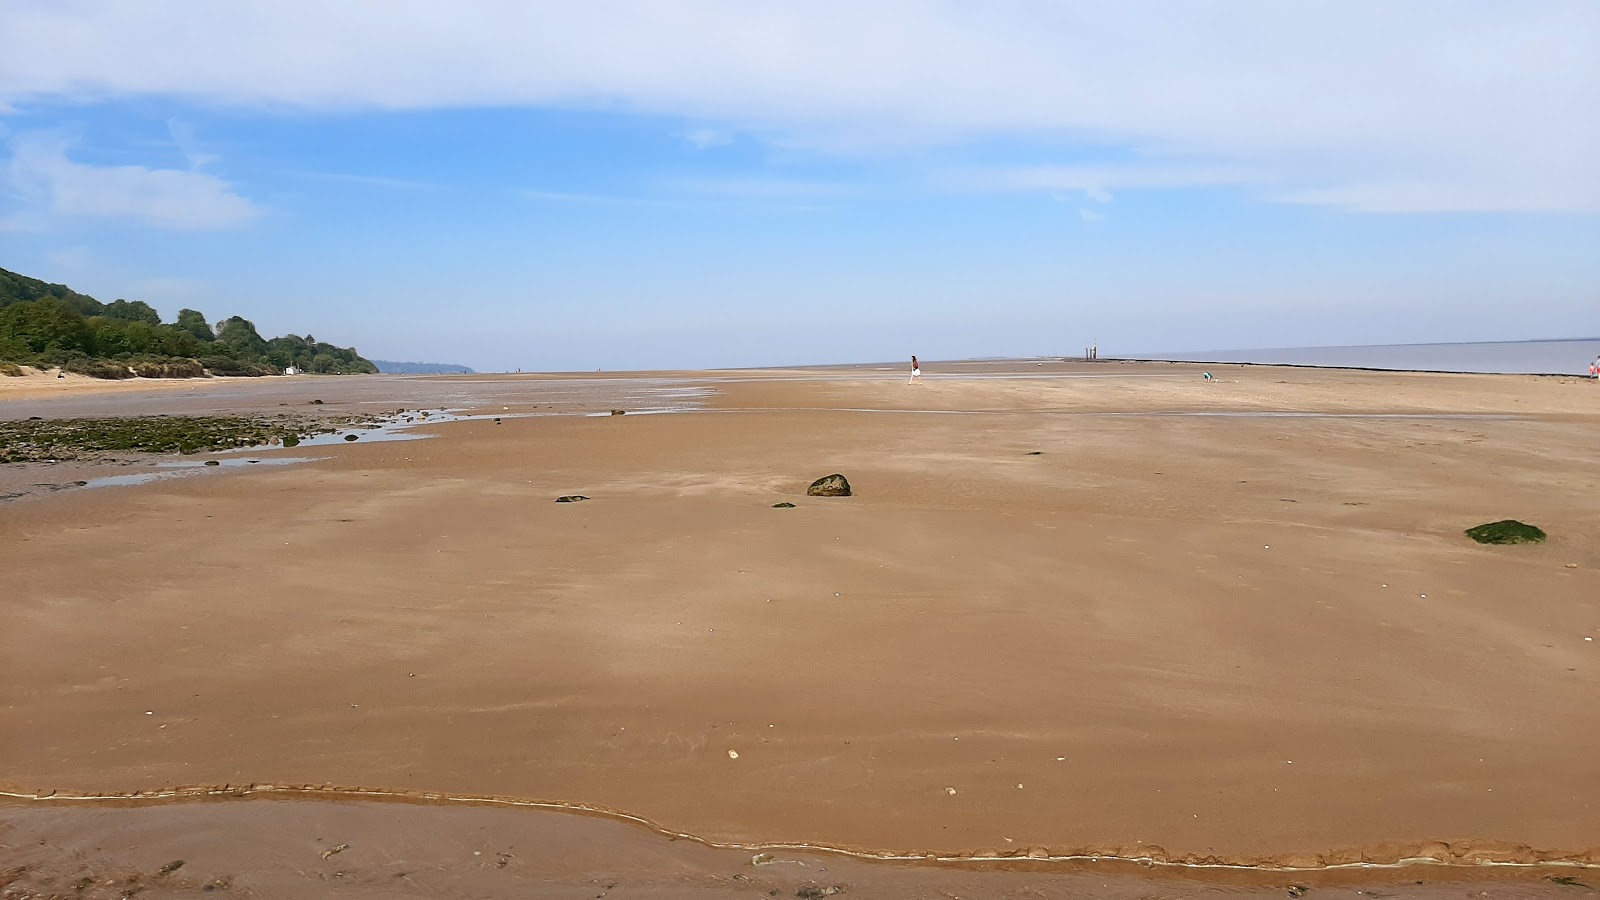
xmin=908 ymin=355 xmax=922 ymax=385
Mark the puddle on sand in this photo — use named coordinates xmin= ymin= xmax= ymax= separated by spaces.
xmin=87 ymin=457 xmax=327 ymax=489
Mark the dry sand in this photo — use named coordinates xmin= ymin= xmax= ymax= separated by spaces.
xmin=2 ymin=361 xmax=1598 ymax=895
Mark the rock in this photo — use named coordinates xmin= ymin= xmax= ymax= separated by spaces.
xmin=204 ymin=460 xmax=220 ymax=466
xmin=282 ymin=434 xmax=300 ymax=447
xmin=610 ymin=409 xmax=626 ymax=416
xmin=772 ymin=502 xmax=796 ymax=508
xmin=555 ymin=495 xmax=589 ymax=503
xmin=343 ymin=434 xmax=358 ymax=441
xmin=309 ymin=399 xmax=324 ymax=405
xmin=1026 ymin=451 xmax=1043 ymax=455
xmin=1465 ymin=520 xmax=1546 ymax=544
xmin=806 ymin=474 xmax=851 ymax=497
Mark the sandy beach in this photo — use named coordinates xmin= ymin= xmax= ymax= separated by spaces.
xmin=3 ymin=361 xmax=1598 ymax=896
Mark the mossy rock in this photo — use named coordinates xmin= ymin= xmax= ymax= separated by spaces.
xmin=555 ymin=495 xmax=589 ymax=503
xmin=806 ymin=474 xmax=852 ymax=497
xmin=1465 ymin=520 xmax=1546 ymax=545
xmin=772 ymin=502 xmax=796 ymax=508
xmin=343 ymin=433 xmax=359 ymax=441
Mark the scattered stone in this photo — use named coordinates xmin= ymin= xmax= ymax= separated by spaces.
xmin=772 ymin=502 xmax=796 ymax=508
xmin=309 ymin=399 xmax=324 ymax=405
xmin=751 ymin=852 xmax=775 ymax=866
xmin=1566 ymin=563 xmax=1579 ymax=569
xmin=282 ymin=434 xmax=301 ymax=447
xmin=1286 ymin=886 xmax=1308 ymax=898
xmin=1465 ymin=520 xmax=1546 ymax=545
xmin=494 ymin=418 xmax=502 ymax=425
xmin=610 ymin=409 xmax=626 ymax=416
xmin=728 ymin=749 xmax=739 ymax=759
xmin=157 ymin=860 xmax=185 ymax=876
xmin=555 ymin=495 xmax=590 ymax=503
xmin=806 ymin=474 xmax=852 ymax=497
xmin=343 ymin=434 xmax=359 ymax=441
xmin=320 ymin=843 xmax=349 ymax=859
xmin=1025 ymin=451 xmax=1043 ymax=455
xmin=204 ymin=460 xmax=221 ymax=466
xmin=944 ymin=786 xmax=957 ymax=796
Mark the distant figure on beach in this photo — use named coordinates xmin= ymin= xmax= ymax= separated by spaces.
xmin=908 ymin=355 xmax=922 ymax=385
xmin=1590 ymin=356 xmax=1599 ymax=379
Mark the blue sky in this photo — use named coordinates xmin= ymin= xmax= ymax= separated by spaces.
xmin=2 ymin=2 xmax=1597 ymax=371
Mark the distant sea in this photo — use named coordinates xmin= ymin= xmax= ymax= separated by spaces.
xmin=1135 ymin=339 xmax=1600 ymax=376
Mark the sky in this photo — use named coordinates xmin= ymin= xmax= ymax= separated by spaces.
xmin=1 ymin=1 xmax=1597 ymax=372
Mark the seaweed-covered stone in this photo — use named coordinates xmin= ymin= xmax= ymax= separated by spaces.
xmin=806 ymin=474 xmax=851 ymax=497
xmin=772 ymin=502 xmax=796 ymax=508
xmin=343 ymin=433 xmax=359 ymax=441
xmin=1465 ymin=520 xmax=1546 ymax=544
xmin=555 ymin=495 xmax=590 ymax=503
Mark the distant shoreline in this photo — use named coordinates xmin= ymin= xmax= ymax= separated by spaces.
xmin=1108 ymin=357 xmax=1591 ymax=378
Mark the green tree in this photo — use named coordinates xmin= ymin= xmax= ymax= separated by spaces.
xmin=0 ymin=298 xmax=95 ymax=360
xmin=103 ymin=299 xmax=163 ymax=326
xmin=175 ymin=308 xmax=214 ymax=342
xmin=215 ymin=315 xmax=269 ymax=360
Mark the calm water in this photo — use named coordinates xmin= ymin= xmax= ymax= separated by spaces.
xmin=1140 ymin=339 xmax=1600 ymax=376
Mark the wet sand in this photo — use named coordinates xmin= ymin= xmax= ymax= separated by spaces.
xmin=2 ymin=797 xmax=1591 ymax=899
xmin=3 ymin=361 xmax=1598 ymax=893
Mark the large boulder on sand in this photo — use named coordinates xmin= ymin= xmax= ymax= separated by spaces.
xmin=806 ymin=474 xmax=852 ymax=497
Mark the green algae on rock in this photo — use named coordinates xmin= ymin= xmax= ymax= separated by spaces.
xmin=1465 ymin=520 xmax=1547 ymax=544
xmin=0 ymin=415 xmax=333 ymax=462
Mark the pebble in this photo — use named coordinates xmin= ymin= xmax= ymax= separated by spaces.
xmin=728 ymin=750 xmax=739 ymax=759
xmin=945 ymin=787 xmax=957 ymax=796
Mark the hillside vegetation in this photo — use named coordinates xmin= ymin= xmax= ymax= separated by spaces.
xmin=0 ymin=266 xmax=377 ymax=378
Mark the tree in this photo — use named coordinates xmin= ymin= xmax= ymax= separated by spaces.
xmin=103 ymin=299 xmax=163 ymax=326
xmin=175 ymin=308 xmax=214 ymax=342
xmin=215 ymin=315 xmax=269 ymax=359
xmin=0 ymin=298 xmax=95 ymax=359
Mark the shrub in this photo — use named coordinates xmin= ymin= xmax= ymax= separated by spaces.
xmin=64 ymin=358 xmax=134 ymax=379
xmin=0 ymin=362 xmax=23 ymax=377
xmin=130 ymin=358 xmax=206 ymax=378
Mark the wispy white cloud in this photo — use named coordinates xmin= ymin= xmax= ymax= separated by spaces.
xmin=3 ymin=132 xmax=259 ymax=229
xmin=1078 ymin=207 xmax=1103 ymax=223
xmin=165 ymin=118 xmax=218 ymax=169
xmin=283 ymin=169 xmax=442 ymax=191
xmin=662 ymin=176 xmax=853 ymax=199
xmin=682 ymin=128 xmax=732 ymax=149
xmin=519 ymin=188 xmax=670 ymax=206
xmin=954 ymin=163 xmax=1266 ymax=196
xmin=0 ymin=2 xmax=1595 ymax=213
